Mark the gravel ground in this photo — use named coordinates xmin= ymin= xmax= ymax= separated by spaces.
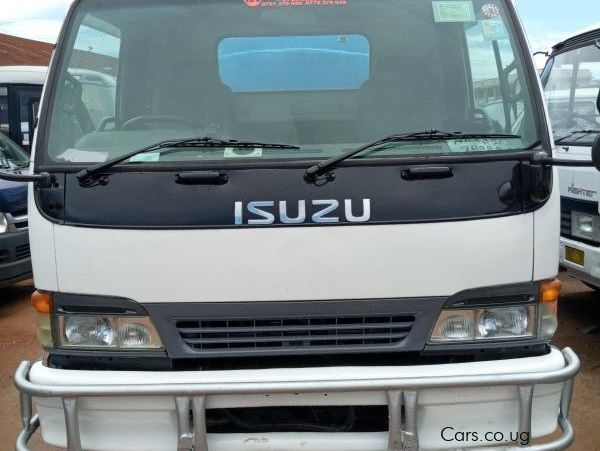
xmin=0 ymin=274 xmax=598 ymax=450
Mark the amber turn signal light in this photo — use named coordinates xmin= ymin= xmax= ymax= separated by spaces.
xmin=31 ymin=290 xmax=51 ymax=314
xmin=540 ymin=278 xmax=561 ymax=303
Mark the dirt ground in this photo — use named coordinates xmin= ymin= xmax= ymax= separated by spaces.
xmin=0 ymin=274 xmax=599 ymax=450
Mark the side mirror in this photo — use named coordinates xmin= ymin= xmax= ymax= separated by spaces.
xmin=592 ymin=135 xmax=600 ymax=172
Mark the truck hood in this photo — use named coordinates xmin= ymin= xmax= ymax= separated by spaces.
xmin=42 ymin=215 xmax=534 ymax=302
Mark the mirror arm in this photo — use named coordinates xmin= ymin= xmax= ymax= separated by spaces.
xmin=0 ymin=171 xmax=54 ymax=187
xmin=530 ymin=151 xmax=594 ymax=167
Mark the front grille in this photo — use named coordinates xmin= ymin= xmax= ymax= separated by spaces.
xmin=15 ymin=244 xmax=30 ymax=260
xmin=177 ymin=315 xmax=415 ymax=352
xmin=0 ymin=249 xmax=8 ymax=263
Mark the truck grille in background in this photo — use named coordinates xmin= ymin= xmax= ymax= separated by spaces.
xmin=15 ymin=244 xmax=31 ymax=260
xmin=560 ymin=208 xmax=572 ymax=239
xmin=560 ymin=197 xmax=599 ymax=244
xmin=177 ymin=315 xmax=415 ymax=351
xmin=13 ymin=220 xmax=29 ymax=230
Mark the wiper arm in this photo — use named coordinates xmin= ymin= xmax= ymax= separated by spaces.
xmin=555 ymin=129 xmax=600 ymax=143
xmin=304 ymin=130 xmax=520 ymax=181
xmin=76 ymin=136 xmax=300 ymax=181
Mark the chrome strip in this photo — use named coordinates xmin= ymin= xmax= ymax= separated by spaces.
xmin=62 ymin=397 xmax=82 ymax=451
xmin=176 ymin=396 xmax=194 ymax=451
xmin=517 ymin=385 xmax=534 ymax=444
xmin=13 ymin=347 xmax=580 ymax=451
xmin=403 ymin=390 xmax=419 ymax=451
xmin=192 ymin=396 xmax=208 ymax=451
xmin=5 ymin=212 xmax=28 ymax=232
xmin=386 ymin=390 xmax=402 ymax=451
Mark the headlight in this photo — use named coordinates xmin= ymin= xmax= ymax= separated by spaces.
xmin=571 ymin=211 xmax=600 ymax=242
xmin=57 ymin=315 xmax=163 ymax=350
xmin=430 ymin=306 xmax=535 ymax=342
xmin=429 ymin=280 xmax=560 ymax=344
xmin=0 ymin=213 xmax=7 ymax=234
xmin=476 ymin=306 xmax=534 ymax=339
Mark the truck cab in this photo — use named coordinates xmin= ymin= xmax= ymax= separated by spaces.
xmin=542 ymin=26 xmax=600 ymax=288
xmin=0 ymin=66 xmax=47 ymax=153
xmin=4 ymin=1 xmax=583 ymax=450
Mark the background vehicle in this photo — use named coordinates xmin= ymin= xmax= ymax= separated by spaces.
xmin=0 ymin=133 xmax=31 ymax=288
xmin=2 ymin=1 xmax=584 ymax=450
xmin=542 ymin=25 xmax=600 ymax=289
xmin=0 ymin=66 xmax=47 ymax=153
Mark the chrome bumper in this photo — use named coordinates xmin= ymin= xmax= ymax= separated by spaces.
xmin=15 ymin=347 xmax=580 ymax=451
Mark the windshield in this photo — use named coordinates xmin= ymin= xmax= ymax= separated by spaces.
xmin=545 ymin=41 xmax=600 ymax=145
xmin=0 ymin=133 xmax=29 ymax=167
xmin=43 ymin=0 xmax=539 ymax=166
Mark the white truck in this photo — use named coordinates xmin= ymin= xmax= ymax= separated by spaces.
xmin=542 ymin=26 xmax=600 ymax=288
xmin=0 ymin=1 xmax=592 ymax=450
xmin=0 ymin=66 xmax=47 ymax=153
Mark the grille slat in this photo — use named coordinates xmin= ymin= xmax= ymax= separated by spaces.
xmin=15 ymin=244 xmax=30 ymax=260
xmin=176 ymin=314 xmax=415 ymax=352
xmin=183 ymin=332 xmax=410 ymax=345
xmin=178 ymin=321 xmax=413 ymax=335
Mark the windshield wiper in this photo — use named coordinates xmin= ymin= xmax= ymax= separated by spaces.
xmin=304 ymin=130 xmax=520 ymax=181
xmin=76 ymin=136 xmax=300 ymax=181
xmin=555 ymin=129 xmax=600 ymax=143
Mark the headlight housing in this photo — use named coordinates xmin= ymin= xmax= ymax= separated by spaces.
xmin=571 ymin=211 xmax=600 ymax=242
xmin=429 ymin=279 xmax=560 ymax=344
xmin=0 ymin=213 xmax=7 ymax=234
xmin=57 ymin=315 xmax=163 ymax=349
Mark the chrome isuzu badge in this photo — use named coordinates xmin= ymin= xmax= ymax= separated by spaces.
xmin=234 ymin=199 xmax=371 ymax=225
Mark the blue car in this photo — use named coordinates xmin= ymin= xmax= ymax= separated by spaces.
xmin=0 ymin=133 xmax=31 ymax=288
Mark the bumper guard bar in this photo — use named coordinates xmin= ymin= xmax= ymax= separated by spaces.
xmin=14 ymin=347 xmax=580 ymax=451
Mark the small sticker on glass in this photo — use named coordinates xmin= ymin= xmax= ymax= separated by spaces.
xmin=481 ymin=19 xmax=509 ymax=40
xmin=224 ymin=147 xmax=263 ymax=158
xmin=432 ymin=1 xmax=476 ymax=23
xmin=130 ymin=153 xmax=160 ymax=162
xmin=447 ymin=138 xmax=522 ymax=153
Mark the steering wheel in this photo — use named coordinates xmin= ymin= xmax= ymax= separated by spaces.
xmin=121 ymin=115 xmax=199 ymax=131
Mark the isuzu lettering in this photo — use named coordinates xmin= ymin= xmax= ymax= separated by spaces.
xmin=542 ymin=26 xmax=600 ymax=289
xmin=2 ymin=0 xmax=594 ymax=450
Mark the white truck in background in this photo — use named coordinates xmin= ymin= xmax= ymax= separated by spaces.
xmin=542 ymin=26 xmax=600 ymax=288
xmin=0 ymin=66 xmax=47 ymax=153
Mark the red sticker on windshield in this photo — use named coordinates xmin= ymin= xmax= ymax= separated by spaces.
xmin=244 ymin=0 xmax=347 ymax=8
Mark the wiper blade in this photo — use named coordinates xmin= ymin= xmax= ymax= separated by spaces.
xmin=555 ymin=129 xmax=600 ymax=143
xmin=76 ymin=136 xmax=299 ymax=181
xmin=304 ymin=130 xmax=520 ymax=181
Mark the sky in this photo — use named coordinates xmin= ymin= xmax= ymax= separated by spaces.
xmin=0 ymin=0 xmax=597 ymax=52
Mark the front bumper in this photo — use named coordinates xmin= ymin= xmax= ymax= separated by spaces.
xmin=560 ymin=236 xmax=600 ymax=288
xmin=15 ymin=347 xmax=579 ymax=451
xmin=0 ymin=228 xmax=31 ymax=288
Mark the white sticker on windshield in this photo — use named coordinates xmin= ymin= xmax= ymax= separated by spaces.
xmin=57 ymin=149 xmax=108 ymax=162
xmin=447 ymin=138 xmax=521 ymax=153
xmin=130 ymin=153 xmax=160 ymax=162
xmin=481 ymin=19 xmax=509 ymax=40
xmin=432 ymin=1 xmax=475 ymax=23
xmin=224 ymin=147 xmax=263 ymax=158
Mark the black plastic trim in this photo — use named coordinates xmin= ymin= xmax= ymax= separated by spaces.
xmin=144 ymin=297 xmax=445 ymax=359
xmin=45 ymin=281 xmax=548 ymax=367
xmin=33 ymin=158 xmax=551 ymax=229
xmin=52 ymin=292 xmax=149 ymax=315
